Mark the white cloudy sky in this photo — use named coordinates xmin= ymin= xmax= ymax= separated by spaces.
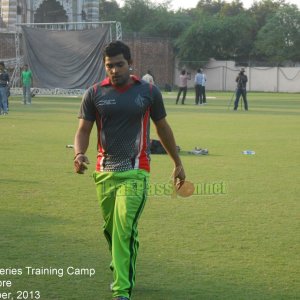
xmin=117 ymin=0 xmax=300 ymax=10
xmin=169 ymin=0 xmax=300 ymax=10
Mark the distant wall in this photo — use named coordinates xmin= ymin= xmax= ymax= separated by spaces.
xmin=124 ymin=36 xmax=175 ymax=88
xmin=175 ymin=60 xmax=300 ymax=93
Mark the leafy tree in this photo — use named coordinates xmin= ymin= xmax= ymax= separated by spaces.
xmin=175 ymin=12 xmax=255 ymax=67
xmin=98 ymin=0 xmax=190 ymax=38
xmin=218 ymin=13 xmax=255 ymax=60
xmin=99 ymin=0 xmax=121 ymax=22
xmin=249 ymin=0 xmax=284 ymax=29
xmin=196 ymin=0 xmax=226 ymax=15
xmin=142 ymin=8 xmax=193 ymax=38
xmin=120 ymin=0 xmax=154 ymax=33
xmin=219 ymin=0 xmax=245 ymax=16
xmin=254 ymin=5 xmax=300 ymax=63
xmin=175 ymin=15 xmax=221 ymax=67
xmin=97 ymin=0 xmax=300 ymax=64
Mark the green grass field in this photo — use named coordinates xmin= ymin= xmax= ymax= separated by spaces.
xmin=0 ymin=91 xmax=299 ymax=300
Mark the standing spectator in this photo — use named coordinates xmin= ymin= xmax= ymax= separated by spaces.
xmin=21 ymin=64 xmax=33 ymax=105
xmin=142 ymin=70 xmax=154 ymax=84
xmin=194 ymin=69 xmax=203 ymax=105
xmin=202 ymin=70 xmax=207 ymax=104
xmin=0 ymin=61 xmax=9 ymax=115
xmin=176 ymin=69 xmax=190 ymax=105
xmin=234 ymin=68 xmax=248 ymax=111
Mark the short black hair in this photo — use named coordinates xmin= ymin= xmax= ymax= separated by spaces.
xmin=103 ymin=41 xmax=131 ymax=63
xmin=0 ymin=61 xmax=5 ymax=67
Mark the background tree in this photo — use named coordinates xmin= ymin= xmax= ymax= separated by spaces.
xmin=196 ymin=0 xmax=225 ymax=15
xmin=120 ymin=0 xmax=153 ymax=33
xmin=219 ymin=0 xmax=244 ymax=16
xmin=98 ymin=0 xmax=300 ymax=65
xmin=249 ymin=0 xmax=284 ymax=29
xmin=142 ymin=8 xmax=193 ymax=38
xmin=99 ymin=0 xmax=121 ymax=22
xmin=254 ymin=5 xmax=300 ymax=63
xmin=175 ymin=7 xmax=255 ymax=67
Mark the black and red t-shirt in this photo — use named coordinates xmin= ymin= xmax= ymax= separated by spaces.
xmin=78 ymin=76 xmax=166 ymax=172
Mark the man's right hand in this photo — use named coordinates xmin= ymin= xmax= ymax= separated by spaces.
xmin=74 ymin=153 xmax=90 ymax=174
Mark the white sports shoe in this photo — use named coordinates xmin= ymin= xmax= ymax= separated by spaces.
xmin=188 ymin=148 xmax=209 ymax=155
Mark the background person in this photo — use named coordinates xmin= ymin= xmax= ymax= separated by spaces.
xmin=21 ymin=64 xmax=33 ymax=105
xmin=73 ymin=41 xmax=185 ymax=300
xmin=176 ymin=69 xmax=190 ymax=105
xmin=194 ymin=69 xmax=203 ymax=105
xmin=142 ymin=70 xmax=154 ymax=84
xmin=0 ymin=61 xmax=9 ymax=115
xmin=234 ymin=67 xmax=248 ymax=111
xmin=202 ymin=70 xmax=207 ymax=104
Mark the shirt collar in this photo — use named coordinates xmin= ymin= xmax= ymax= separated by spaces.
xmin=100 ymin=75 xmax=141 ymax=87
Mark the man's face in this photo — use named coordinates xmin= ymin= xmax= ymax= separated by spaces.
xmin=104 ymin=54 xmax=132 ymax=87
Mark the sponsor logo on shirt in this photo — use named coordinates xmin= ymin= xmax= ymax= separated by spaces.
xmin=97 ymin=99 xmax=117 ymax=105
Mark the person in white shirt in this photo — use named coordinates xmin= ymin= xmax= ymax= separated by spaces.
xmin=142 ymin=70 xmax=154 ymax=84
xmin=176 ymin=69 xmax=190 ymax=105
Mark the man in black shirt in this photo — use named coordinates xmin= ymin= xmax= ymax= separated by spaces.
xmin=73 ymin=41 xmax=186 ymax=300
xmin=234 ymin=67 xmax=248 ymax=111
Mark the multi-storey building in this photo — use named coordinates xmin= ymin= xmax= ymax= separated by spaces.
xmin=0 ymin=0 xmax=99 ymax=31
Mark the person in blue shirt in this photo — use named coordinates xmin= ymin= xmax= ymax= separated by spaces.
xmin=194 ymin=69 xmax=203 ymax=105
xmin=201 ymin=71 xmax=207 ymax=104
